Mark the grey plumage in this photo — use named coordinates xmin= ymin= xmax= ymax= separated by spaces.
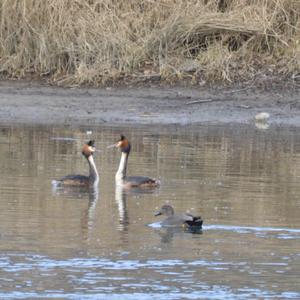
xmin=155 ymin=205 xmax=203 ymax=228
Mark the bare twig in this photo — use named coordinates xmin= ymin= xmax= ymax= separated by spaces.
xmin=237 ymin=105 xmax=251 ymax=109
xmin=185 ymin=99 xmax=213 ymax=105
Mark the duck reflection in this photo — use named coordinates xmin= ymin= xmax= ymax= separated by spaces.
xmin=156 ymin=227 xmax=181 ymax=244
xmin=155 ymin=226 xmax=203 ymax=244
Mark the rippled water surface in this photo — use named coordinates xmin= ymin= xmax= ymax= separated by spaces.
xmin=0 ymin=123 xmax=299 ymax=299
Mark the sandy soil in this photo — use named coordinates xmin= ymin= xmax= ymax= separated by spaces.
xmin=0 ymin=80 xmax=299 ymax=127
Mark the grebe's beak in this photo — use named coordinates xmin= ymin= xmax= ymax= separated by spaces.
xmin=107 ymin=141 xmax=122 ymax=149
xmin=107 ymin=143 xmax=118 ymax=149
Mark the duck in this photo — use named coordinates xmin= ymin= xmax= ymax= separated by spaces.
xmin=114 ymin=135 xmax=160 ymax=189
xmin=155 ymin=205 xmax=203 ymax=229
xmin=52 ymin=140 xmax=99 ymax=188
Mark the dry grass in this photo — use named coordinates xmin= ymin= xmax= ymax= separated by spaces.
xmin=0 ymin=0 xmax=299 ymax=86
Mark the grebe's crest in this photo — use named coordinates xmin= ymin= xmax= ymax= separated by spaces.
xmin=82 ymin=140 xmax=96 ymax=157
xmin=117 ymin=135 xmax=131 ymax=154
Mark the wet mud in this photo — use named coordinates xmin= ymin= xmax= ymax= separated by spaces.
xmin=0 ymin=80 xmax=299 ymax=126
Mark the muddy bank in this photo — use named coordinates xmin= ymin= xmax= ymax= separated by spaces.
xmin=0 ymin=80 xmax=299 ymax=127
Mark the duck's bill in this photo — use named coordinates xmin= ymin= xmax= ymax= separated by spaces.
xmin=154 ymin=211 xmax=162 ymax=217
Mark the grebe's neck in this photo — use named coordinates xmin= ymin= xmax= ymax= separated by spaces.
xmin=116 ymin=152 xmax=128 ymax=181
xmin=87 ymin=155 xmax=99 ymax=186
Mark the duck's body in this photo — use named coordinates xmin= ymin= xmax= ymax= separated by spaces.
xmin=115 ymin=135 xmax=160 ymax=189
xmin=53 ymin=140 xmax=99 ymax=188
xmin=155 ymin=205 xmax=203 ymax=229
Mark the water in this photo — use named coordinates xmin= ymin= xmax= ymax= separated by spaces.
xmin=0 ymin=124 xmax=299 ymax=299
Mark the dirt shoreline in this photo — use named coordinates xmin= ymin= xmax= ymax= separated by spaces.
xmin=0 ymin=80 xmax=299 ymax=127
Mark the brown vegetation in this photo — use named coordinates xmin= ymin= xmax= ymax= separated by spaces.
xmin=0 ymin=0 xmax=299 ymax=86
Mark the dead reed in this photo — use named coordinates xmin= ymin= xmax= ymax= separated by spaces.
xmin=0 ymin=0 xmax=299 ymax=86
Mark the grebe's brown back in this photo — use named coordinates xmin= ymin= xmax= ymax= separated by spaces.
xmin=53 ymin=140 xmax=99 ymax=188
xmin=114 ymin=135 xmax=160 ymax=189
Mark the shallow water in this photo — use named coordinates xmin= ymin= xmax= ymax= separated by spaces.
xmin=0 ymin=123 xmax=299 ymax=299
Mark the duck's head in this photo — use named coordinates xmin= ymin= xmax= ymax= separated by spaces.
xmin=155 ymin=205 xmax=175 ymax=217
xmin=82 ymin=140 xmax=96 ymax=158
xmin=116 ymin=135 xmax=131 ymax=154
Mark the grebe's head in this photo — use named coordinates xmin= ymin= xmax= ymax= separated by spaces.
xmin=82 ymin=140 xmax=96 ymax=158
xmin=155 ymin=205 xmax=175 ymax=217
xmin=116 ymin=135 xmax=131 ymax=154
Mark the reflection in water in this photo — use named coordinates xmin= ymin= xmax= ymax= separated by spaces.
xmin=86 ymin=187 xmax=99 ymax=232
xmin=52 ymin=185 xmax=99 ymax=239
xmin=255 ymin=121 xmax=270 ymax=130
xmin=154 ymin=226 xmax=203 ymax=244
xmin=0 ymin=123 xmax=300 ymax=299
xmin=115 ymin=185 xmax=129 ymax=231
xmin=115 ymin=184 xmax=160 ymax=231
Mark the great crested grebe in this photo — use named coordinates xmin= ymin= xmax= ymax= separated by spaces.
xmin=53 ymin=140 xmax=99 ymax=188
xmin=155 ymin=205 xmax=203 ymax=229
xmin=114 ymin=135 xmax=160 ymax=189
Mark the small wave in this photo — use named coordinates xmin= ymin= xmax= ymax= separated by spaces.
xmin=147 ymin=222 xmax=300 ymax=239
xmin=147 ymin=222 xmax=162 ymax=228
xmin=204 ymin=224 xmax=300 ymax=234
